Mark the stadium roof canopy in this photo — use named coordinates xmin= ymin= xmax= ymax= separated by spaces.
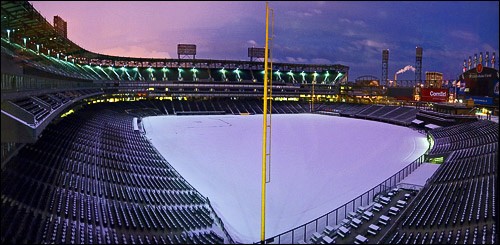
xmin=1 ymin=1 xmax=88 ymax=56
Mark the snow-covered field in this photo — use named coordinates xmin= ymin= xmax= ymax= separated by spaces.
xmin=143 ymin=114 xmax=429 ymax=243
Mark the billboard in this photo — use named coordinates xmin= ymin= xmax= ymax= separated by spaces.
xmin=177 ymin=44 xmax=197 ymax=55
xmin=461 ymin=66 xmax=499 ymax=97
xmin=420 ymin=88 xmax=448 ymax=102
xmin=494 ymin=80 xmax=499 ymax=96
xmin=248 ymin=47 xmax=267 ymax=58
xmin=386 ymin=87 xmax=414 ymax=101
xmin=466 ymin=96 xmax=494 ymax=105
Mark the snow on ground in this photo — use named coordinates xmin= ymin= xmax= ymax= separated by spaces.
xmin=399 ymin=163 xmax=441 ymax=188
xmin=142 ymin=114 xmax=429 ymax=243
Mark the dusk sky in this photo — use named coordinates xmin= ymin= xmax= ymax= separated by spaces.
xmin=30 ymin=1 xmax=499 ymax=81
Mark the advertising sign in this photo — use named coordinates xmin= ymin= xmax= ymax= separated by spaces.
xmin=466 ymin=96 xmax=494 ymax=105
xmin=421 ymin=88 xmax=448 ymax=102
xmin=248 ymin=47 xmax=266 ymax=58
xmin=461 ymin=67 xmax=499 ymax=97
xmin=177 ymin=44 xmax=197 ymax=55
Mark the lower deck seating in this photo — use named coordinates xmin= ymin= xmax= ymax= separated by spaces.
xmin=1 ymin=103 xmax=230 ymax=244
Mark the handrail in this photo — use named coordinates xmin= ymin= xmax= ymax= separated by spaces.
xmin=257 ymin=154 xmax=426 ymax=244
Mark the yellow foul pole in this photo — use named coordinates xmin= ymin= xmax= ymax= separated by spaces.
xmin=261 ymin=1 xmax=271 ymax=242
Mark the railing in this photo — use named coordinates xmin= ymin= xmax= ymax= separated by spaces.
xmin=1 ymin=72 xmax=99 ymax=92
xmin=257 ymin=154 xmax=426 ymax=244
xmin=142 ymin=130 xmax=235 ymax=244
xmin=206 ymin=198 xmax=236 ymax=244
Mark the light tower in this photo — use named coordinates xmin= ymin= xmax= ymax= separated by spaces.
xmin=415 ymin=46 xmax=423 ymax=84
xmin=382 ymin=49 xmax=389 ymax=86
xmin=492 ymin=52 xmax=496 ymax=69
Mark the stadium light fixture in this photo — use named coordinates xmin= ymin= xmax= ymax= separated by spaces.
xmin=162 ymin=67 xmax=169 ymax=81
xmin=234 ymin=68 xmax=242 ymax=81
xmin=287 ymin=70 xmax=296 ymax=83
xmin=191 ymin=67 xmax=198 ymax=81
xmin=178 ymin=67 xmax=184 ymax=81
xmin=323 ymin=71 xmax=330 ymax=83
xmin=334 ymin=72 xmax=343 ymax=82
xmin=220 ymin=68 xmax=228 ymax=80
xmin=275 ymin=70 xmax=282 ymax=81
xmin=300 ymin=71 xmax=307 ymax=83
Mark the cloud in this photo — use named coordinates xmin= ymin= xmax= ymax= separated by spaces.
xmin=343 ymin=30 xmax=357 ymax=37
xmin=311 ymin=58 xmax=332 ymax=64
xmin=280 ymin=57 xmax=332 ymax=65
xmin=286 ymin=8 xmax=323 ymax=18
xmin=352 ymin=39 xmax=389 ymax=51
xmin=481 ymin=43 xmax=497 ymax=53
xmin=449 ymin=30 xmax=480 ymax=43
xmin=247 ymin=40 xmax=259 ymax=47
xmin=339 ymin=18 xmax=367 ymax=27
xmin=285 ymin=57 xmax=309 ymax=63
xmin=100 ymin=45 xmax=172 ymax=59
xmin=312 ymin=9 xmax=322 ymax=15
xmin=377 ymin=10 xmax=388 ymax=19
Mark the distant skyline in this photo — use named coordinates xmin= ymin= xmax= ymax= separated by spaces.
xmin=30 ymin=1 xmax=499 ymax=81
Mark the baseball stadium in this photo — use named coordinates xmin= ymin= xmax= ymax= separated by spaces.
xmin=1 ymin=1 xmax=498 ymax=244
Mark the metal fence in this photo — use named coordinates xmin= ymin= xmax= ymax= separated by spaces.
xmin=259 ymin=154 xmax=426 ymax=244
